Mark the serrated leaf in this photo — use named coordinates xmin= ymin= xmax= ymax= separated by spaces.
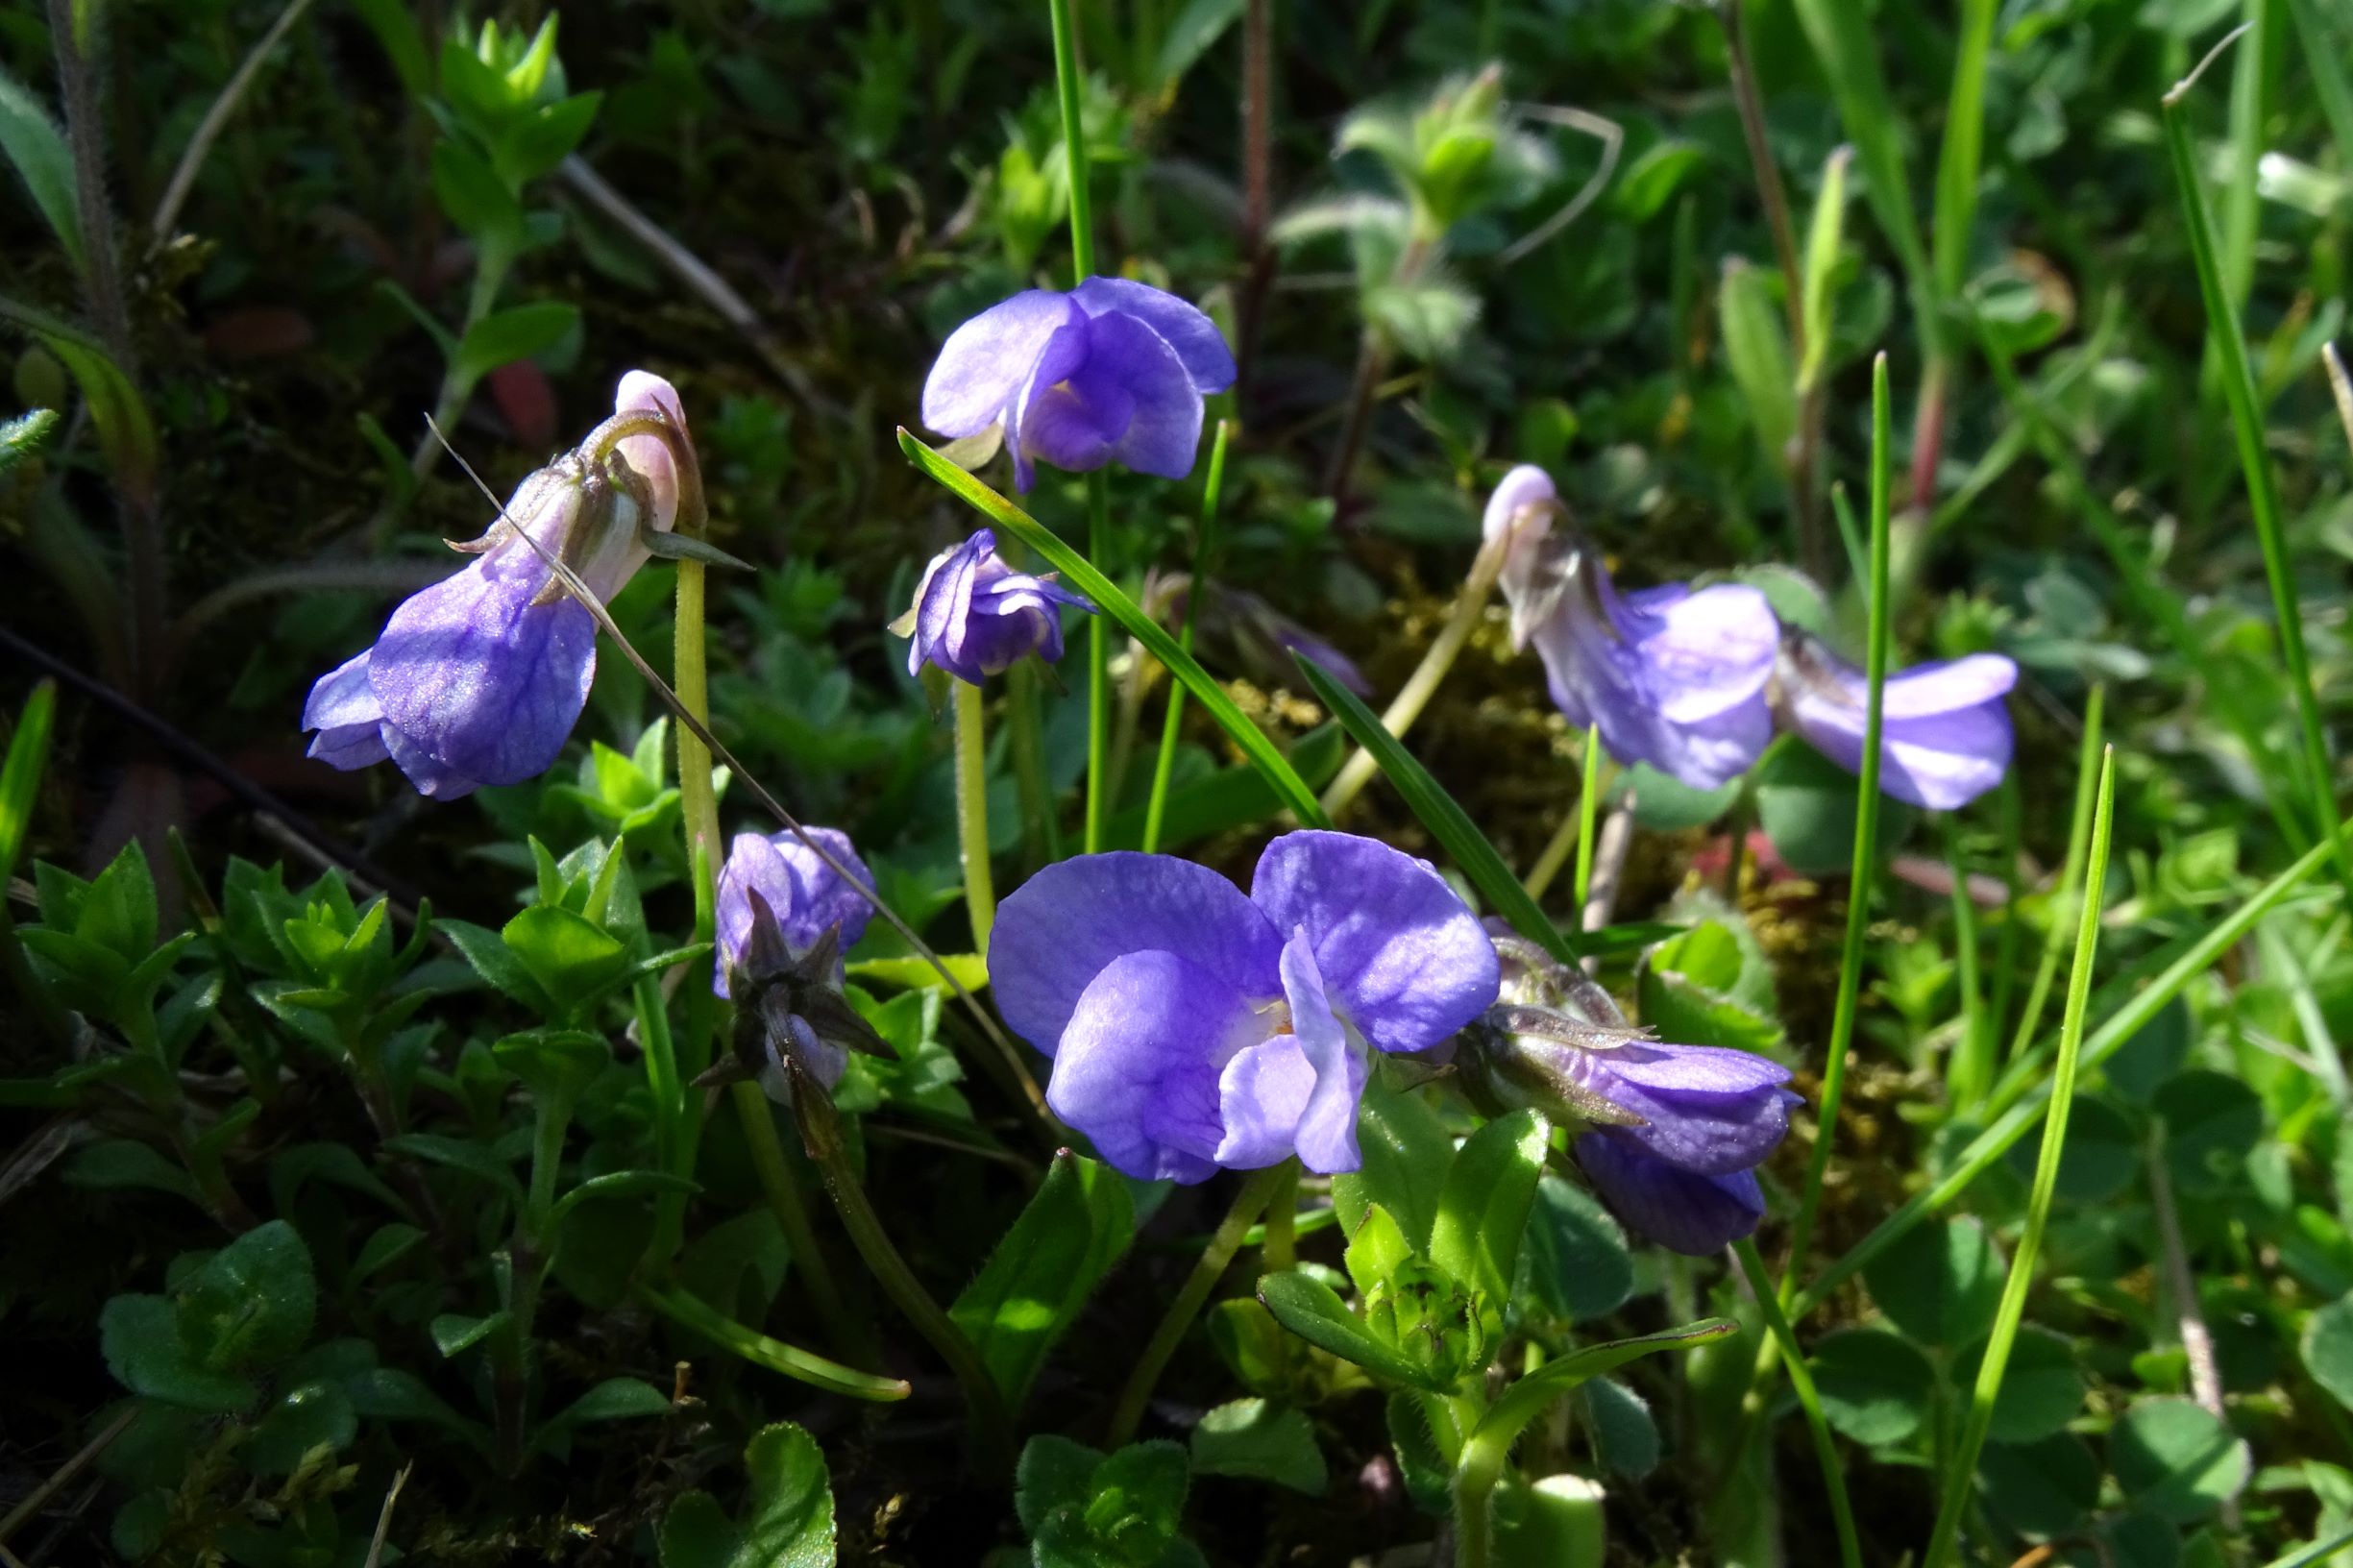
xmin=1257 ymin=1270 xmax=1455 ymax=1391
xmin=1429 ymin=1110 xmax=1548 ymax=1328
xmin=1190 ymin=1398 xmax=1326 ymax=1494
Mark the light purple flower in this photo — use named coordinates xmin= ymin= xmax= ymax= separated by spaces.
xmin=1484 ymin=464 xmax=1564 ymax=649
xmin=1503 ymin=524 xmax=1779 ymax=792
xmin=921 ymin=277 xmax=1237 ymax=492
xmin=1775 ymin=632 xmax=2018 ymax=810
xmin=1573 ymin=1136 xmax=1770 ymax=1257
xmin=301 ymin=373 xmax=690 ymax=799
xmin=989 ymin=830 xmax=1499 ymax=1182
xmin=895 ymin=528 xmax=1092 ymax=685
xmin=713 ymin=828 xmax=875 ymax=1000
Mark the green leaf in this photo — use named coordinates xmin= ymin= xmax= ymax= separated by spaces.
xmin=550 ymin=1168 xmax=699 ymax=1231
xmin=350 ymin=0 xmax=431 ymax=97
xmin=1333 ymin=1079 xmax=1451 ymax=1247
xmin=1257 ymin=1270 xmax=1455 ymax=1392
xmin=63 ymin=1139 xmax=205 ymax=1207
xmin=846 ymin=951 xmax=990 ymax=992
xmin=0 ymin=65 xmax=85 ymax=278
xmin=948 ymin=1150 xmax=1135 ymax=1410
xmin=429 ymin=1311 xmax=510 ymax=1358
xmin=1719 ymin=257 xmax=1796 ymax=478
xmin=1975 ymin=1433 xmax=2099 ymax=1537
xmin=2154 ymin=1069 xmax=2262 ymax=1198
xmin=0 ymin=679 xmax=55 ymax=888
xmin=1429 ymin=1110 xmax=1548 ymax=1333
xmin=244 ymin=1381 xmax=357 ymax=1474
xmin=1151 ymin=0 xmax=1244 ymax=91
xmin=453 ymin=300 xmax=580 ymax=388
xmin=1292 ymin=652 xmax=1580 ymax=965
xmin=101 ymin=1293 xmax=257 ymax=1412
xmin=531 ymin=1376 xmax=672 ymax=1457
xmin=1467 ymin=1318 xmax=1738 ymax=1459
xmin=2109 ymin=1398 xmax=2251 ymax=1525
xmin=492 ymin=1028 xmax=610 ymax=1102
xmin=1016 ymin=1434 xmax=1105 ymax=1537
xmin=494 ymin=91 xmax=601 ymax=185
xmin=1755 ymin=741 xmax=1916 ymax=876
xmin=659 ymin=1420 xmax=836 ymax=1568
xmin=896 ymin=429 xmax=1327 ymax=828
xmin=1951 ymin=1326 xmax=2082 ymax=1444
xmin=1341 ymin=1203 xmax=1415 ymax=1297
xmin=1788 ymin=0 xmax=1929 ymax=290
xmin=431 ymin=135 xmax=520 ymax=237
xmin=1517 ymin=1175 xmax=1630 ymax=1323
xmin=1810 ymin=1328 xmax=1935 ymax=1446
xmin=1863 ymin=1216 xmax=2004 ymax=1348
xmin=501 ymin=903 xmax=631 ymax=1012
xmin=1581 ymin=1377 xmax=1658 ymax=1479
xmin=1189 ymin=1398 xmax=1326 ymax=1495
xmin=385 ymin=1132 xmax=525 ymax=1204
xmin=177 ymin=1220 xmax=316 ymax=1375
xmin=1799 ymin=147 xmax=1852 ymax=391
xmin=0 ymin=301 xmax=157 ymax=503
xmin=441 ymin=917 xmax=552 ymax=1010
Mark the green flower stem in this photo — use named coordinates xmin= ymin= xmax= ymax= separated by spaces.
xmin=1320 ymin=528 xmax=1508 ymax=821
xmin=1783 ymin=354 xmax=1894 ymax=1285
xmin=795 ymin=1085 xmax=1011 ymax=1458
xmin=1048 ymin=0 xmax=1096 ymax=282
xmin=1923 ymin=750 xmax=2114 ymax=1568
xmin=728 ymin=1080 xmax=868 ymax=1362
xmin=1106 ymin=1161 xmax=1289 ymax=1448
xmin=1006 ymin=661 xmax=1061 ymax=867
xmin=633 ymin=974 xmax=691 ymax=1264
xmin=1732 ymin=1238 xmax=1863 ymax=1568
xmin=953 ymin=679 xmax=997 ymax=947
xmin=641 ymin=1282 xmax=911 ymax=1402
xmin=2003 ymin=683 xmax=2103 ymax=1068
xmin=1573 ymin=724 xmax=1604 ymax=910
xmin=495 ymin=1083 xmax=576 ymax=1472
xmin=1084 ymin=475 xmax=1114 ymax=853
xmin=1142 ymin=420 xmax=1231 ymax=854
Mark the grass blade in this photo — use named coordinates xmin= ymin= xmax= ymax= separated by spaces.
xmin=1923 ymin=749 xmax=2116 ymax=1568
xmin=1291 ymin=651 xmax=1581 ymax=965
xmin=1783 ymin=353 xmax=1894 ymax=1284
xmin=1733 ymin=1239 xmax=1863 ymax=1568
xmin=2161 ymin=79 xmax=2353 ymax=900
xmin=1796 ymin=815 xmax=2352 ymax=1321
xmin=898 ymin=428 xmax=1329 ymax=830
xmin=2004 ymin=683 xmax=2104 ymax=1068
xmin=1931 ymin=0 xmax=1996 ymax=304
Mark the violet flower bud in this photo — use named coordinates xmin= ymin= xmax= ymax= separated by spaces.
xmin=709 ymin=829 xmax=888 ymax=1106
xmin=921 ymin=277 xmax=1237 ymax=492
xmin=300 ymin=373 xmax=691 ymax=799
xmin=712 ymin=827 xmax=875 ymax=999
xmin=1460 ymin=940 xmax=1798 ymax=1255
xmin=989 ymin=830 xmax=1499 ymax=1183
xmin=894 ymin=528 xmax=1092 ymax=685
xmin=1774 ymin=630 xmax=2018 ymax=810
xmin=1503 ymin=526 xmax=1780 ymax=792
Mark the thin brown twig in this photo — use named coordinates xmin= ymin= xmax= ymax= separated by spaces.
xmin=0 ymin=1407 xmax=136 ymax=1551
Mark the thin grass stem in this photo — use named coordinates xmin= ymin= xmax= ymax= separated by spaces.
xmin=1922 ymin=750 xmax=2116 ymax=1568
xmin=1732 ymin=1238 xmax=1863 ymax=1568
xmin=1142 ymin=421 xmax=1231 ymax=852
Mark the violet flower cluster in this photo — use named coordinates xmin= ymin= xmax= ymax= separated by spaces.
xmin=1465 ymin=938 xmax=1799 ymax=1254
xmin=989 ymin=831 xmax=1499 ymax=1182
xmin=302 ymin=374 xmax=689 ymax=799
xmin=1489 ymin=464 xmax=2018 ymax=808
xmin=921 ymin=277 xmax=1237 ymax=492
xmin=895 ymin=528 xmax=1092 ymax=684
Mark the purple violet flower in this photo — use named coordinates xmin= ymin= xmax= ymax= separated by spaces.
xmin=1496 ymin=482 xmax=1780 ymax=790
xmin=920 ymin=277 xmax=1237 ymax=492
xmin=713 ymin=827 xmax=875 ymax=1000
xmin=1774 ymin=631 xmax=2018 ymax=809
xmin=1463 ymin=938 xmax=1799 ymax=1254
xmin=895 ymin=528 xmax=1092 ymax=684
xmin=301 ymin=373 xmax=690 ymax=799
xmin=989 ymin=830 xmax=1500 ymax=1182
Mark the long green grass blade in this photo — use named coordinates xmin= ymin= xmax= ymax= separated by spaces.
xmin=1783 ymin=354 xmax=1894 ymax=1286
xmin=2286 ymin=0 xmax=2353 ymax=175
xmin=1923 ymin=750 xmax=2116 ymax=1567
xmin=0 ymin=678 xmax=56 ymax=883
xmin=1291 ymin=651 xmax=1581 ymax=965
xmin=1931 ymin=0 xmax=1997 ymax=304
xmin=2004 ymin=683 xmax=2103 ymax=1067
xmin=2161 ymin=84 xmax=2353 ymax=899
xmin=1733 ymin=1239 xmax=1862 ymax=1568
xmin=1796 ymin=815 xmax=2352 ymax=1321
xmin=898 ymin=429 xmax=1329 ymax=830
xmin=1789 ymin=0 xmax=1934 ymax=347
